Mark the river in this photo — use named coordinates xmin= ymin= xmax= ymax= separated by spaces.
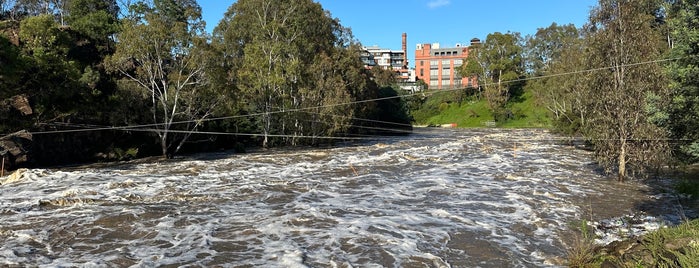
xmin=0 ymin=128 xmax=691 ymax=267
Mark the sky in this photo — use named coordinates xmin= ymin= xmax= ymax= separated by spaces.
xmin=198 ymin=0 xmax=598 ymax=67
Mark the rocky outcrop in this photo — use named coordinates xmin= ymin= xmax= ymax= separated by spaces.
xmin=0 ymin=130 xmax=32 ymax=172
xmin=1 ymin=94 xmax=33 ymax=115
xmin=8 ymin=94 xmax=32 ymax=115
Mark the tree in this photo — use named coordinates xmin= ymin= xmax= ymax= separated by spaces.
xmin=65 ymin=0 xmax=118 ymax=50
xmin=108 ymin=0 xmax=220 ymax=157
xmin=370 ymin=66 xmax=397 ymax=87
xmin=12 ymin=0 xmax=70 ymax=24
xmin=663 ymin=0 xmax=699 ymax=163
xmin=582 ymin=0 xmax=670 ymax=181
xmin=461 ymin=32 xmax=524 ymax=120
xmin=524 ymin=23 xmax=588 ymax=133
xmin=215 ymin=0 xmax=355 ymax=147
xmin=524 ymin=23 xmax=580 ymax=76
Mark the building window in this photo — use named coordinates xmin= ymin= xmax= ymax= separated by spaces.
xmin=420 ymin=69 xmax=424 ymax=77
xmin=454 ymin=59 xmax=463 ymax=65
xmin=441 ymin=68 xmax=450 ymax=75
xmin=442 ymin=59 xmax=450 ymax=65
xmin=430 ymin=60 xmax=438 ymax=66
xmin=430 ymin=69 xmax=439 ymax=76
xmin=429 ymin=80 xmax=439 ymax=87
xmin=420 ymin=60 xmax=424 ymax=66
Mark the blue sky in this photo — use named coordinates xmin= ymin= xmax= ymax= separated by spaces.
xmin=199 ymin=0 xmax=598 ymax=66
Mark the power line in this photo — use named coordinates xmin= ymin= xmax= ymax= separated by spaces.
xmin=5 ymin=56 xmax=690 ymax=139
xmin=124 ymin=55 xmax=691 ymax=129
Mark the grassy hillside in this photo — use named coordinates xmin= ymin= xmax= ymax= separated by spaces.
xmin=408 ymin=89 xmax=552 ymax=128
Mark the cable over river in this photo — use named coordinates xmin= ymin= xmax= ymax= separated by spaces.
xmin=0 ymin=128 xmax=691 ymax=267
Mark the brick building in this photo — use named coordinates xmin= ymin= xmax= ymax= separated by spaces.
xmin=415 ymin=38 xmax=480 ymax=90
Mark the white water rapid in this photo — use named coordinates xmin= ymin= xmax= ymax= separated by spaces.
xmin=0 ymin=128 xmax=689 ymax=267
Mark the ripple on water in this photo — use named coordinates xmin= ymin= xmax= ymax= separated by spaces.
xmin=0 ymin=128 xmax=687 ymax=267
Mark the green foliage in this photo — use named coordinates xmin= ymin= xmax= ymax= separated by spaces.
xmin=634 ymin=220 xmax=699 ymax=268
xmin=66 ymin=0 xmax=119 ymax=35
xmin=216 ymin=0 xmax=338 ymax=147
xmin=574 ymin=219 xmax=699 ymax=268
xmin=0 ymin=33 xmax=23 ymax=98
xmin=110 ymin=147 xmax=139 ymax=160
xmin=370 ymin=66 xmax=397 ymax=87
xmin=581 ymin=0 xmax=671 ymax=181
xmin=213 ymin=0 xmax=405 ymax=146
xmin=371 ymin=86 xmax=412 ymax=130
xmin=108 ymin=0 xmax=218 ymax=157
xmin=675 ymin=179 xmax=699 ymax=199
xmin=525 ymin=23 xmax=580 ymax=75
xmin=524 ymin=23 xmax=586 ymax=133
xmin=663 ymin=0 xmax=699 ymax=163
xmin=499 ymin=90 xmax=551 ymax=128
xmin=19 ymin=14 xmax=69 ymax=54
xmin=461 ymin=32 xmax=525 ymax=119
xmin=566 ymin=220 xmax=596 ymax=267
xmin=409 ymin=88 xmax=551 ymax=128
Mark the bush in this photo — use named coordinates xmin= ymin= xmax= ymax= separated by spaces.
xmin=676 ymin=179 xmax=699 ymax=199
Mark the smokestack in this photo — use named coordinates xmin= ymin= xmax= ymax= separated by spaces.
xmin=402 ymin=33 xmax=407 ymax=68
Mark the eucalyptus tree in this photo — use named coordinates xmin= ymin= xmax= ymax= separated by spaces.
xmin=108 ymin=0 xmax=221 ymax=157
xmin=461 ymin=32 xmax=524 ymax=120
xmin=524 ymin=23 xmax=588 ymax=132
xmin=370 ymin=66 xmax=397 ymax=88
xmin=214 ymin=0 xmax=357 ymax=147
xmin=525 ymin=23 xmax=580 ymax=76
xmin=582 ymin=0 xmax=670 ymax=181
xmin=11 ymin=0 xmax=69 ymax=23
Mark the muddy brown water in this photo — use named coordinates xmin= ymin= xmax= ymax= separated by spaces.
xmin=0 ymin=128 xmax=691 ymax=267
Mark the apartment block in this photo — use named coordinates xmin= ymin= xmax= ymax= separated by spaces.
xmin=361 ymin=33 xmax=412 ymax=82
xmin=415 ymin=38 xmax=480 ymax=90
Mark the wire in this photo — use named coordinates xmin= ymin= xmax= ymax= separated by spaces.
xmin=123 ymin=55 xmax=694 ymax=129
xmin=6 ymin=55 xmax=692 ymax=141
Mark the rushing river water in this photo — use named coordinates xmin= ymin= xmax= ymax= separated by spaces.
xmin=0 ymin=128 xmax=692 ymax=267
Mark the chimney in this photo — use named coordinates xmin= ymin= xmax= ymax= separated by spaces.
xmin=402 ymin=33 xmax=407 ymax=68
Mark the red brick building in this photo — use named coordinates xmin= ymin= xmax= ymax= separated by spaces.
xmin=415 ymin=39 xmax=479 ymax=90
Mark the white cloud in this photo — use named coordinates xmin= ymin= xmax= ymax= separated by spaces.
xmin=427 ymin=0 xmax=451 ymax=9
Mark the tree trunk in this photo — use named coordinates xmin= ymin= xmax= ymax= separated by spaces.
xmin=618 ymin=138 xmax=627 ymax=182
xmin=160 ymin=133 xmax=169 ymax=158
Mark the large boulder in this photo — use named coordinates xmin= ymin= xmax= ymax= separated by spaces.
xmin=0 ymin=130 xmax=32 ymax=172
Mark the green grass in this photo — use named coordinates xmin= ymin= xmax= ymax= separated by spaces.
xmin=500 ymin=90 xmax=552 ymax=128
xmin=409 ymin=89 xmax=552 ymax=128
xmin=567 ymin=219 xmax=699 ymax=267
xmin=424 ymin=99 xmax=495 ymax=127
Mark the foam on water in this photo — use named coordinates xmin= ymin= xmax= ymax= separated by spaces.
xmin=0 ymin=128 xmax=687 ymax=267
